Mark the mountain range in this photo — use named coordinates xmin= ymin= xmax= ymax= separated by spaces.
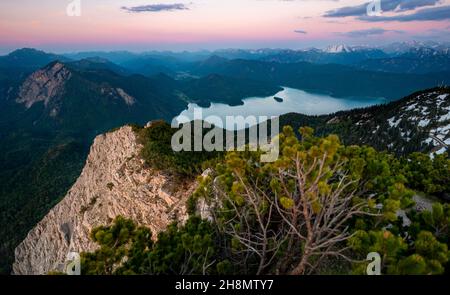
xmin=11 ymin=86 xmax=450 ymax=275
xmin=0 ymin=42 xmax=449 ymax=273
xmin=0 ymin=54 xmax=281 ymax=272
xmin=280 ymin=87 xmax=450 ymax=158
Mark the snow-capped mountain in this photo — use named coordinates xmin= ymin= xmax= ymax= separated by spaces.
xmin=281 ymin=87 xmax=450 ymax=157
xmin=381 ymin=41 xmax=450 ymax=56
xmin=329 ymin=87 xmax=450 ymax=156
xmin=324 ymin=44 xmax=354 ymax=53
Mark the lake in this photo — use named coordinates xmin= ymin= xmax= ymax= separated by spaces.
xmin=174 ymin=87 xmax=386 ymax=130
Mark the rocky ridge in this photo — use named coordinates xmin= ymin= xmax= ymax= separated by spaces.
xmin=16 ymin=62 xmax=71 ymax=109
xmin=324 ymin=87 xmax=450 ymax=156
xmin=13 ymin=125 xmax=197 ymax=275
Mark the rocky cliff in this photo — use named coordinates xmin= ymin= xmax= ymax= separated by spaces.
xmin=16 ymin=62 xmax=71 ymax=109
xmin=13 ymin=125 xmax=197 ymax=275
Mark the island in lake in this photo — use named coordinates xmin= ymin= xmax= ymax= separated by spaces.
xmin=274 ymin=96 xmax=283 ymax=102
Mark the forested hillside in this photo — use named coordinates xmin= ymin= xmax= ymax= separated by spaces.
xmin=1 ymin=48 xmax=449 ymax=275
xmin=0 ymin=59 xmax=280 ymax=273
xmin=280 ymin=87 xmax=450 ymax=158
xmin=79 ymin=123 xmax=449 ymax=275
xmin=191 ymin=57 xmax=450 ymax=101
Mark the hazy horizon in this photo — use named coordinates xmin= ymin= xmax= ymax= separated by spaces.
xmin=2 ymin=39 xmax=450 ymax=56
xmin=1 ymin=0 xmax=449 ymax=55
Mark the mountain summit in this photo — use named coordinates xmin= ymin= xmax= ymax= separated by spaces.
xmin=324 ymin=44 xmax=354 ymax=53
xmin=13 ymin=125 xmax=198 ymax=275
xmin=16 ymin=62 xmax=71 ymax=110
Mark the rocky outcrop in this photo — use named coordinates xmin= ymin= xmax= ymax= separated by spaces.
xmin=116 ymin=88 xmax=136 ymax=106
xmin=13 ymin=125 xmax=197 ymax=275
xmin=16 ymin=62 xmax=71 ymax=109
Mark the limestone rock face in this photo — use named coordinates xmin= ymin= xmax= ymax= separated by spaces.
xmin=16 ymin=62 xmax=71 ymax=109
xmin=13 ymin=125 xmax=197 ymax=275
xmin=116 ymin=88 xmax=136 ymax=106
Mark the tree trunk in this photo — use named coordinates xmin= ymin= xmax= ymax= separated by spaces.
xmin=290 ymin=248 xmax=310 ymax=275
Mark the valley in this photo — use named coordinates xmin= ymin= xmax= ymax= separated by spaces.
xmin=0 ymin=42 xmax=449 ymax=274
xmin=3 ymin=0 xmax=450 ymax=284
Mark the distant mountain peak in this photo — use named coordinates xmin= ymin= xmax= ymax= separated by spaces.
xmin=16 ymin=61 xmax=72 ymax=110
xmin=45 ymin=60 xmax=67 ymax=69
xmin=7 ymin=48 xmax=51 ymax=58
xmin=381 ymin=40 xmax=450 ymax=55
xmin=0 ymin=48 xmax=70 ymax=69
xmin=324 ymin=44 xmax=354 ymax=53
xmin=83 ymin=56 xmax=109 ymax=63
xmin=202 ymin=55 xmax=228 ymax=64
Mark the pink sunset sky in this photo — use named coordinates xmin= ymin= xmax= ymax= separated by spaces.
xmin=0 ymin=0 xmax=449 ymax=53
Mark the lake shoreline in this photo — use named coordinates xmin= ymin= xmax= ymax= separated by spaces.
xmin=175 ymin=87 xmax=387 ymax=130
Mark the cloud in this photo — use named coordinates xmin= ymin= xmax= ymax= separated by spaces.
xmin=397 ymin=0 xmax=442 ymax=11
xmin=324 ymin=0 xmax=441 ymax=17
xmin=121 ymin=3 xmax=189 ymax=13
xmin=337 ymin=27 xmax=405 ymax=38
xmin=325 ymin=20 xmax=349 ymax=24
xmin=294 ymin=30 xmax=307 ymax=34
xmin=324 ymin=2 xmax=368 ymax=17
xmin=358 ymin=5 xmax=450 ymax=22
